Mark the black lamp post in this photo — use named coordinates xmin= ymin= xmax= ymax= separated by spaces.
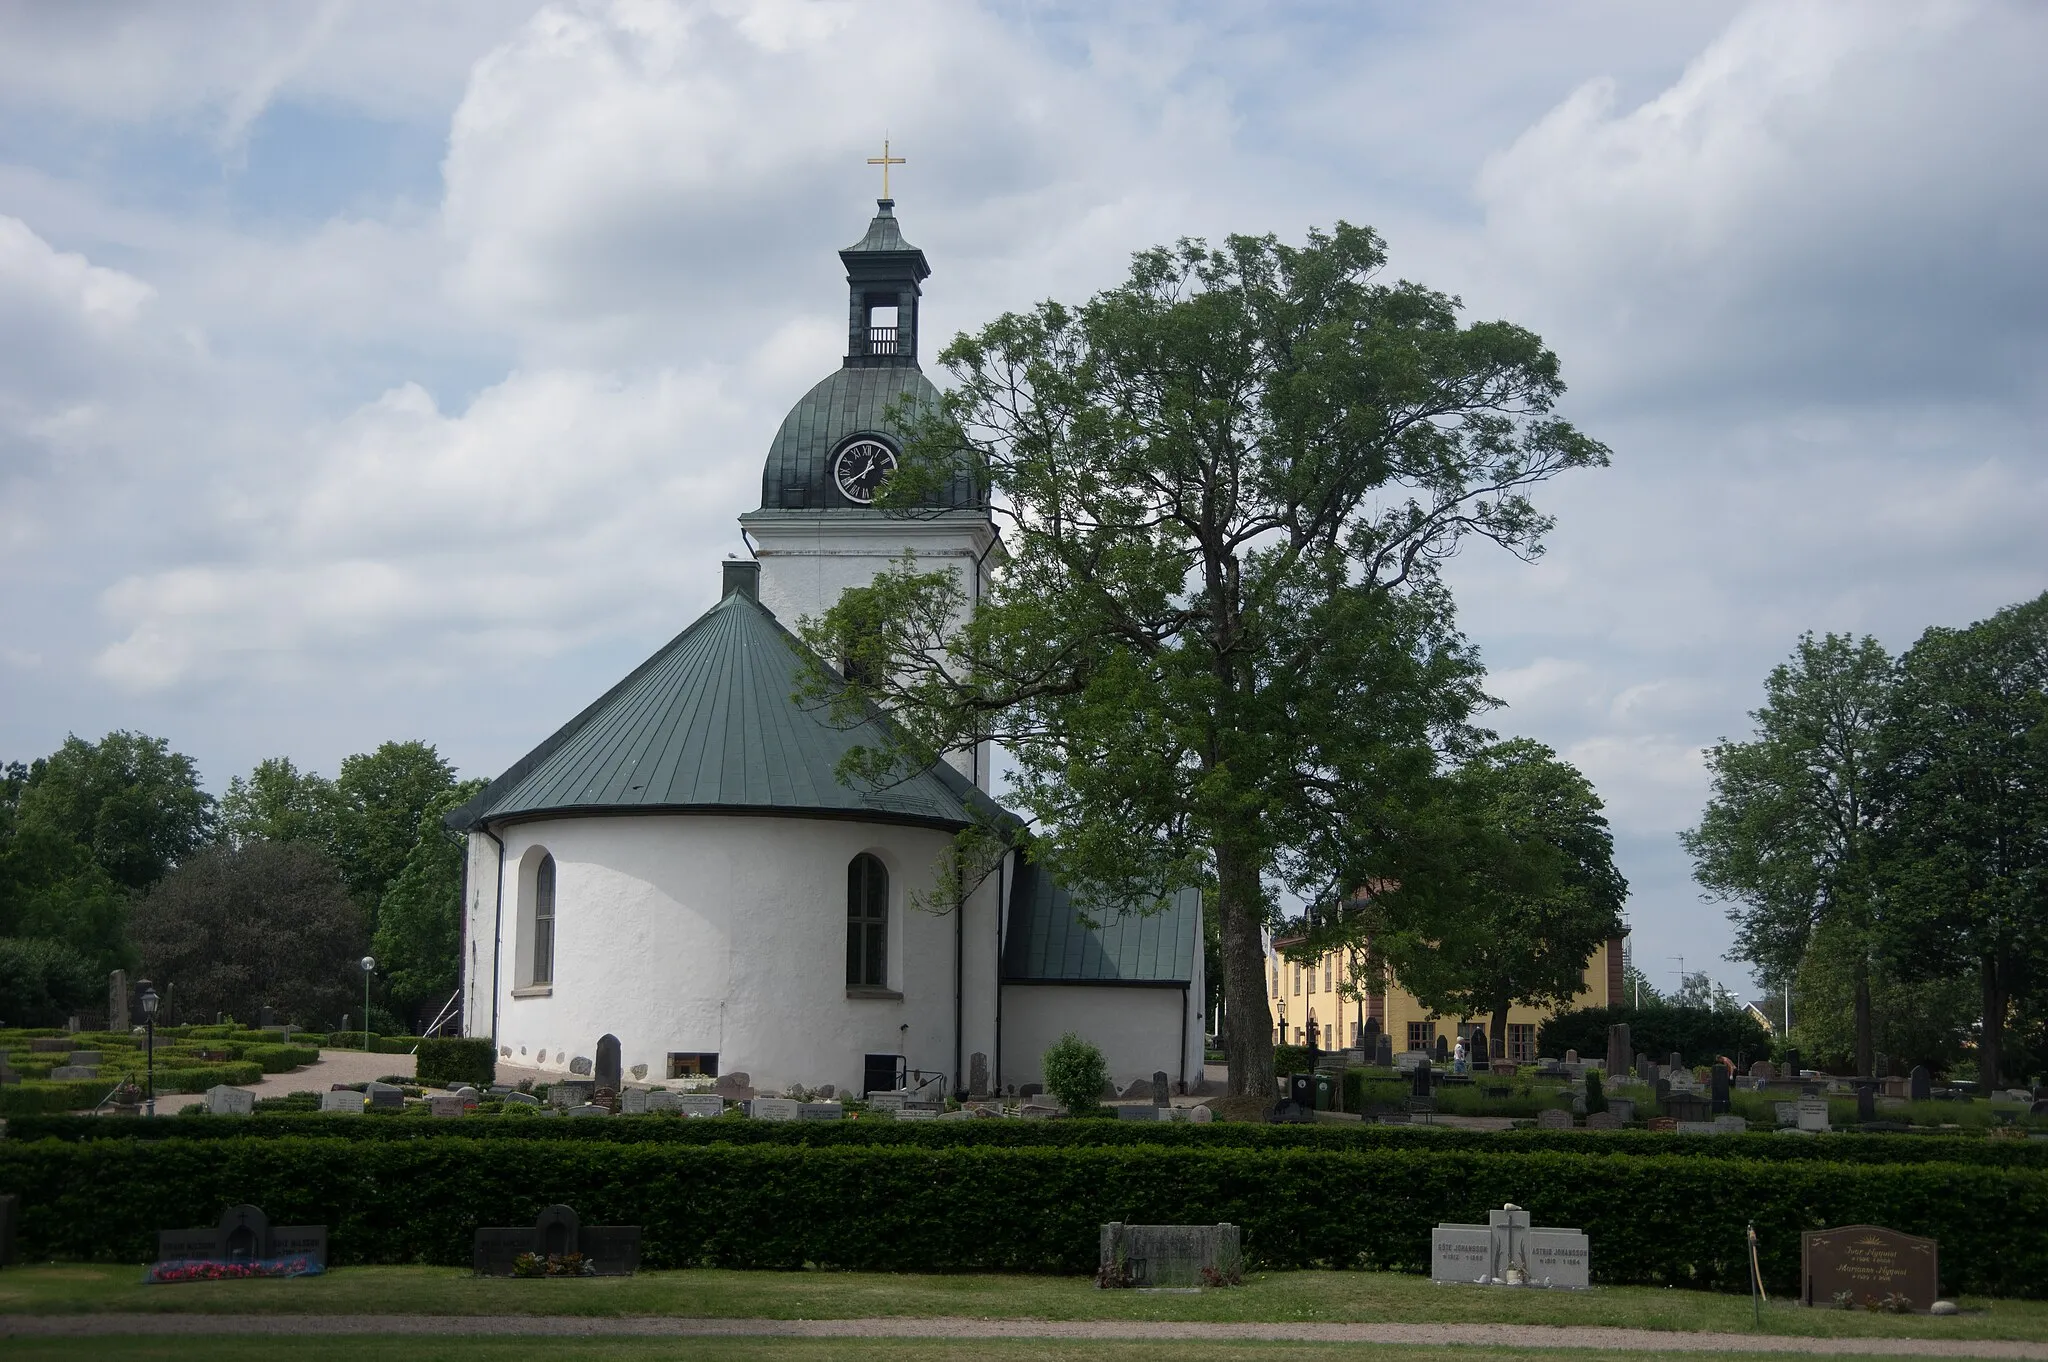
xmin=139 ymin=980 xmax=159 ymax=1117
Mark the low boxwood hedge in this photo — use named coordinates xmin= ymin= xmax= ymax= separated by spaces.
xmin=1 ymin=1136 xmax=2041 ymax=1297
xmin=414 ymin=1037 xmax=494 ymax=1089
xmin=6 ymin=1112 xmax=2046 ymax=1166
xmin=0 ymin=1062 xmax=267 ymax=1116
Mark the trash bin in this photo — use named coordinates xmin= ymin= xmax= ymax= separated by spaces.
xmin=1314 ymin=1073 xmax=1336 ymax=1112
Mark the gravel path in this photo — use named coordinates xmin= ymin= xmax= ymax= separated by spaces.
xmin=3 ymin=1315 xmax=2040 ymax=1356
xmin=152 ymin=1050 xmax=416 ymax=1112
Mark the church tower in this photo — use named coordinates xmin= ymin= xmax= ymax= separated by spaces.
xmin=738 ymin=197 xmax=997 ymax=789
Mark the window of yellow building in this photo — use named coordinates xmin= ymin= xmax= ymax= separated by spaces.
xmin=1406 ymin=1020 xmax=1436 ymax=1053
xmin=1292 ymin=964 xmax=1301 ymax=996
xmin=1508 ymin=1023 xmax=1537 ymax=1063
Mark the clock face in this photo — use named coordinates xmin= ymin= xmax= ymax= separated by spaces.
xmin=832 ymin=438 xmax=899 ymax=504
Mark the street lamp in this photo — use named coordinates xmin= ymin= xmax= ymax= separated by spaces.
xmin=138 ymin=981 xmax=159 ymax=1117
xmin=359 ymin=956 xmax=376 ymax=1051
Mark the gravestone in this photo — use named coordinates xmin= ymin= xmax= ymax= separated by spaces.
xmin=1434 ymin=1035 xmax=1449 ymax=1063
xmin=969 ymin=1052 xmax=990 ymax=1099
xmin=1801 ymin=1225 xmax=1937 ymax=1311
xmin=1116 ymin=1104 xmax=1159 ymax=1121
xmin=1775 ymin=1101 xmax=1797 ymax=1126
xmin=1646 ymin=1116 xmax=1677 ymax=1132
xmin=205 ymin=1085 xmax=255 ymax=1117
xmin=549 ymin=1080 xmax=595 ymax=1109
xmin=365 ymin=1081 xmax=404 ymax=1110
xmin=1635 ymin=1053 xmax=1649 ymax=1079
xmin=1411 ymin=1059 xmax=1432 ymax=1098
xmin=1431 ymin=1205 xmax=1589 ymax=1288
xmin=1431 ymin=1223 xmax=1494 ymax=1282
xmin=503 ymin=1092 xmax=540 ymax=1107
xmin=108 ymin=968 xmax=128 ymax=1031
xmin=1151 ymin=1071 xmax=1171 ymax=1106
xmin=1654 ymin=1078 xmax=1671 ymax=1106
xmin=49 ymin=1065 xmax=99 ymax=1080
xmin=1607 ymin=1098 xmax=1635 ymax=1124
xmin=320 ymin=1089 xmax=364 ymax=1114
xmin=1469 ymin=1028 xmax=1490 ymax=1068
xmin=1018 ymin=1082 xmax=1043 ymax=1102
xmin=1909 ymin=1065 xmax=1932 ymax=1103
xmin=1666 ymin=1093 xmax=1711 ymax=1123
xmin=620 ymin=1088 xmax=649 ymax=1115
xmin=866 ymin=1090 xmax=906 ymax=1112
xmin=157 ymin=1204 xmax=327 ymax=1269
xmin=1783 ymin=1047 xmax=1801 ymax=1078
xmin=1668 ymin=1051 xmax=1683 ymax=1074
xmin=798 ymin=1101 xmax=844 ymax=1121
xmin=1873 ymin=1052 xmax=1889 ymax=1079
xmin=1099 ymin=1222 xmax=1241 ymax=1288
xmin=1605 ymin=1023 xmax=1630 ymax=1084
xmin=429 ymin=1095 xmax=467 ymax=1118
xmin=0 ymin=1193 xmax=15 ymax=1267
xmin=1714 ymin=1114 xmax=1748 ymax=1134
xmin=1374 ymin=1033 xmax=1395 ymax=1067
xmin=594 ymin=1035 xmax=622 ymax=1092
xmin=676 ymin=1094 xmax=725 ymax=1118
xmin=566 ymin=1104 xmax=610 ymax=1118
xmin=1797 ymin=1097 xmax=1831 ymax=1132
xmin=750 ymin=1096 xmax=801 ymax=1121
xmin=68 ymin=1050 xmax=102 ymax=1067
xmin=1711 ymin=1066 xmax=1732 ymax=1115
xmin=475 ymin=1204 xmax=641 ymax=1276
xmin=1585 ymin=1111 xmax=1621 ymax=1130
xmin=1490 ymin=1059 xmax=1517 ymax=1077
xmin=1750 ymin=1060 xmax=1775 ymax=1080
xmin=1536 ymin=1108 xmax=1572 ymax=1130
xmin=28 ymin=1038 xmax=70 ymax=1053
xmin=1565 ymin=1049 xmax=1578 ymax=1065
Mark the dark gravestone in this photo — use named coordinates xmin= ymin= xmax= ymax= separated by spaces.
xmin=108 ymin=968 xmax=128 ymax=1031
xmin=1100 ymin=1222 xmax=1242 ymax=1288
xmin=1909 ymin=1065 xmax=1932 ymax=1103
xmin=1434 ymin=1035 xmax=1450 ymax=1064
xmin=969 ymin=1052 xmax=990 ymax=1099
xmin=1636 ymin=1053 xmax=1649 ymax=1080
xmin=1802 ymin=1225 xmax=1938 ymax=1311
xmin=1655 ymin=1077 xmax=1672 ymax=1106
xmin=259 ymin=1006 xmax=276 ymax=1028
xmin=474 ymin=1205 xmax=641 ymax=1276
xmin=1362 ymin=1016 xmax=1381 ymax=1042
xmin=1411 ymin=1059 xmax=1433 ymax=1099
xmin=1784 ymin=1047 xmax=1802 ymax=1078
xmin=1666 ymin=1093 xmax=1711 ymax=1123
xmin=594 ymin=1035 xmax=622 ymax=1093
xmin=157 ymin=1204 xmax=327 ymax=1268
xmin=1667 ymin=1051 xmax=1683 ymax=1074
xmin=1606 ymin=1023 xmax=1631 ymax=1085
xmin=1469 ymin=1028 xmax=1490 ymax=1067
xmin=1374 ymin=1033 xmax=1394 ymax=1068
xmin=1873 ymin=1052 xmax=1889 ymax=1079
xmin=1711 ymin=1065 xmax=1732 ymax=1115
xmin=1151 ymin=1070 xmax=1170 ymax=1107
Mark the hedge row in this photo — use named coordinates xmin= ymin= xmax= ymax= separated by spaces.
xmin=1 ymin=1137 xmax=2040 ymax=1297
xmin=0 ymin=1063 xmax=268 ymax=1116
xmin=8 ymin=1112 xmax=2045 ymax=1166
xmin=322 ymin=1033 xmax=421 ymax=1054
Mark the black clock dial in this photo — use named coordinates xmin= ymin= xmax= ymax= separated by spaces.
xmin=833 ymin=439 xmax=899 ymax=504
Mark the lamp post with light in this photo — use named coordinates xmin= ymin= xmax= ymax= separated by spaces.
xmin=360 ymin=956 xmax=376 ymax=1051
xmin=138 ymin=980 xmax=159 ymax=1117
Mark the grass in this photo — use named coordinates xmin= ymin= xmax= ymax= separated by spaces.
xmin=0 ymin=1342 xmax=1962 ymax=1362
xmin=1 ymin=1266 xmax=2043 ymax=1341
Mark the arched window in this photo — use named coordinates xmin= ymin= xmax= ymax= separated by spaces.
xmin=532 ymin=853 xmax=556 ymax=986
xmin=846 ymin=853 xmax=887 ymax=988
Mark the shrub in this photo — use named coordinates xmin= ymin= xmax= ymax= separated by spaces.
xmin=0 ymin=937 xmax=99 ymax=1027
xmin=1041 ymin=1033 xmax=1108 ymax=1115
xmin=3 ymin=1137 xmax=2047 ymax=1297
xmin=1538 ymin=1004 xmax=1770 ymax=1067
xmin=1274 ymin=1044 xmax=1310 ymax=1075
xmin=416 ymin=1037 xmax=495 ymax=1089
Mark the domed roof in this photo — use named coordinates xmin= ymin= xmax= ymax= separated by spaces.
xmin=758 ymin=365 xmax=976 ymax=510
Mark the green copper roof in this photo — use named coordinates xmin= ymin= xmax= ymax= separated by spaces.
xmin=1003 ymin=868 xmax=1199 ymax=985
xmin=758 ymin=364 xmax=978 ymax=511
xmin=448 ymin=586 xmax=992 ymax=832
xmin=843 ymin=199 xmax=922 ymax=256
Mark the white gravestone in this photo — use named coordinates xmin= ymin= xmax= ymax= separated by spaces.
xmin=896 ymin=1106 xmax=938 ymax=1121
xmin=1525 ymin=1229 xmax=1592 ymax=1288
xmin=321 ymin=1089 xmax=364 ymax=1115
xmin=1431 ymin=1226 xmax=1495 ymax=1283
xmin=798 ymin=1102 xmax=844 ymax=1121
xmin=1432 ymin=1206 xmax=1590 ymax=1288
xmin=677 ymin=1094 xmax=726 ymax=1118
xmin=866 ymin=1091 xmax=907 ymax=1112
xmin=205 ymin=1085 xmax=255 ymax=1116
xmin=749 ymin=1097 xmax=801 ymax=1121
xmin=620 ymin=1088 xmax=649 ymax=1115
xmin=1796 ymin=1098 xmax=1831 ymax=1133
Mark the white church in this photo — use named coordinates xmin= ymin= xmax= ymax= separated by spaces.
xmin=450 ymin=196 xmax=1205 ymax=1100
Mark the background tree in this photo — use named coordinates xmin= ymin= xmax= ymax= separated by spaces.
xmin=332 ymin=741 xmax=457 ymax=928
xmin=0 ymin=935 xmax=99 ymax=1027
xmin=220 ymin=756 xmax=338 ymax=849
xmin=807 ymin=225 xmax=1605 ymax=1098
xmin=1791 ymin=920 xmax=1975 ymax=1075
xmin=1878 ymin=593 xmax=2048 ymax=1087
xmin=1683 ymin=633 xmax=1894 ymax=1076
xmin=1347 ymin=739 xmax=1626 ymax=1059
xmin=131 ymin=840 xmax=365 ymax=1027
xmin=1620 ymin=961 xmax=1664 ymax=1009
xmin=371 ymin=778 xmax=485 ymax=1027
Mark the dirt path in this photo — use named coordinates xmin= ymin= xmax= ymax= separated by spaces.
xmin=4 ymin=1315 xmax=2039 ymax=1356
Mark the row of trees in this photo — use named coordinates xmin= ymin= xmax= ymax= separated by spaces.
xmin=0 ymin=732 xmax=478 ymax=1030
xmin=1687 ymin=595 xmax=2048 ymax=1083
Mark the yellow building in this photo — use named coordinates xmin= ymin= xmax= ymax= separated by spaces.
xmin=1265 ymin=928 xmax=1625 ymax=1063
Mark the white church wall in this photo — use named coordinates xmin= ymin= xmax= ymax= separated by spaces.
xmin=1000 ymin=983 xmax=1200 ymax=1095
xmin=460 ymin=832 xmax=500 ymax=1039
xmin=476 ymin=812 xmax=987 ymax=1096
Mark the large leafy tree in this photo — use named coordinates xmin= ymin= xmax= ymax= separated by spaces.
xmin=1350 ymin=739 xmax=1626 ymax=1057
xmin=805 ymin=225 xmax=1607 ymax=1097
xmin=1879 ymin=593 xmax=2048 ymax=1086
xmin=371 ymin=778 xmax=486 ymax=1024
xmin=221 ymin=756 xmax=339 ymax=850
xmin=1683 ymin=634 xmax=1894 ymax=1075
xmin=131 ymin=840 xmax=365 ymax=1028
xmin=332 ymin=741 xmax=457 ymax=926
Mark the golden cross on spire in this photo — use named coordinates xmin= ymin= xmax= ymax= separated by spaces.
xmin=866 ymin=136 xmax=905 ymax=198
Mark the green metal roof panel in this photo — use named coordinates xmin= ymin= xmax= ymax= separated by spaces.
xmin=449 ymin=590 xmax=990 ymax=831
xmin=759 ymin=364 xmax=979 ymax=511
xmin=1002 ymin=863 xmax=1198 ymax=984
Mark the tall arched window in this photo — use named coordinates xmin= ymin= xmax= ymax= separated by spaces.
xmin=532 ymin=853 xmax=556 ymax=986
xmin=846 ymin=853 xmax=887 ymax=988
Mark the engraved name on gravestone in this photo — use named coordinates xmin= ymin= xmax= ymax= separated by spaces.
xmin=1802 ymin=1226 xmax=1938 ymax=1311
xmin=677 ymin=1094 xmax=726 ymax=1118
xmin=750 ymin=1097 xmax=801 ymax=1121
xmin=1431 ymin=1224 xmax=1494 ymax=1282
xmin=1525 ymin=1228 xmax=1592 ymax=1288
xmin=205 ymin=1085 xmax=255 ymax=1116
xmin=1099 ymin=1222 xmax=1241 ymax=1288
xmin=321 ymin=1089 xmax=363 ymax=1114
xmin=1797 ymin=1097 xmax=1831 ymax=1133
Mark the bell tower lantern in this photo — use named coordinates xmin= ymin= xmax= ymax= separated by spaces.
xmin=841 ymin=199 xmax=929 ymax=369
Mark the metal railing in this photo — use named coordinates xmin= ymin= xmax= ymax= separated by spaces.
xmin=866 ymin=326 xmax=899 ymax=355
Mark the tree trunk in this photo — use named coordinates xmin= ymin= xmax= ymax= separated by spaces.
xmin=1980 ymin=953 xmax=2005 ymax=1089
xmin=1216 ymin=845 xmax=1274 ymax=1100
xmin=1852 ymin=954 xmax=1873 ymax=1078
xmin=1490 ymin=1004 xmax=1510 ymax=1066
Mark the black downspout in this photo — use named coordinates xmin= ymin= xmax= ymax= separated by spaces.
xmin=993 ymin=851 xmax=1008 ymax=1092
xmin=953 ymin=859 xmax=965 ymax=1097
xmin=483 ymin=825 xmax=506 ymax=1046
xmin=1179 ymin=982 xmax=1190 ymax=1091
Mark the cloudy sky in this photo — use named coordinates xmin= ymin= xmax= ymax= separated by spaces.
xmin=2 ymin=0 xmax=2043 ymax=998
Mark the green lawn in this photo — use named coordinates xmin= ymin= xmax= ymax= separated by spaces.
xmin=0 ymin=1342 xmax=1963 ymax=1362
xmin=0 ymin=1266 xmax=2041 ymax=1342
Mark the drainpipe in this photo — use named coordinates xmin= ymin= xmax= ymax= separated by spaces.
xmin=483 ymin=825 xmax=506 ymax=1046
xmin=1180 ymin=983 xmax=1190 ymax=1091
xmin=953 ymin=858 xmax=965 ymax=1097
xmin=993 ymin=851 xmax=1008 ymax=1091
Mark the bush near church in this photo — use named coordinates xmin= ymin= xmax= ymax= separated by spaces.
xmin=414 ymin=1037 xmax=494 ymax=1089
xmin=1539 ymin=1004 xmax=1770 ymax=1067
xmin=1041 ymin=1033 xmax=1109 ymax=1115
xmin=3 ymin=1137 xmax=2045 ymax=1297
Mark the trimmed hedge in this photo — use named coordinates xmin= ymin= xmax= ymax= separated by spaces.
xmin=7 ymin=1112 xmax=2047 ymax=1166
xmin=0 ymin=1062 xmax=267 ymax=1116
xmin=1 ymin=1136 xmax=2042 ymax=1296
xmin=1539 ymin=1004 xmax=1770 ymax=1067
xmin=323 ymin=1032 xmax=418 ymax=1054
xmin=414 ymin=1037 xmax=494 ymax=1089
